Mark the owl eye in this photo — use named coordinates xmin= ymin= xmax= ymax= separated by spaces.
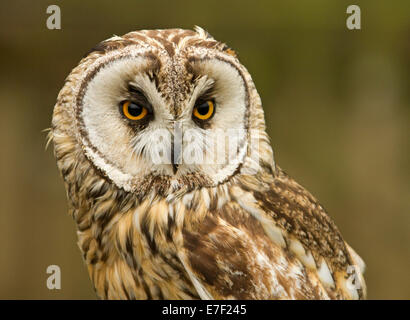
xmin=193 ymin=100 xmax=215 ymax=121
xmin=121 ymin=100 xmax=148 ymax=121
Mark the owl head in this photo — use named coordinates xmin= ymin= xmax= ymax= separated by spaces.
xmin=52 ymin=27 xmax=274 ymax=197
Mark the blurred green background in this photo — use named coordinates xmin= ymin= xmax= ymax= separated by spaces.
xmin=0 ymin=0 xmax=408 ymax=299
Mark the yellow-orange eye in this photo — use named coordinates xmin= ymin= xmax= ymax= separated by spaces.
xmin=122 ymin=101 xmax=148 ymax=121
xmin=193 ymin=100 xmax=214 ymax=120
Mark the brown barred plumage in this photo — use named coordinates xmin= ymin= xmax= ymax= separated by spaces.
xmin=51 ymin=27 xmax=366 ymax=299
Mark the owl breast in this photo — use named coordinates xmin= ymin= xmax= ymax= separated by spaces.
xmin=72 ymin=164 xmax=363 ymax=299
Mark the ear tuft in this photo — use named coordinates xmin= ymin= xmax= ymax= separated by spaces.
xmin=225 ymin=48 xmax=237 ymax=57
xmin=221 ymin=44 xmax=237 ymax=57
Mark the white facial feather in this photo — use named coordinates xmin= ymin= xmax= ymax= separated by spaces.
xmin=78 ymin=47 xmax=251 ymax=191
xmin=80 ymin=54 xmax=156 ymax=190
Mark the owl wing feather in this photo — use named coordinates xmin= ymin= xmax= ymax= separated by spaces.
xmin=179 ymin=168 xmax=366 ymax=299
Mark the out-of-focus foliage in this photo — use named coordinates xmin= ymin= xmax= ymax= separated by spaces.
xmin=0 ymin=0 xmax=408 ymax=299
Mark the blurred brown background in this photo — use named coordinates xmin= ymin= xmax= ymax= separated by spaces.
xmin=0 ymin=0 xmax=408 ymax=299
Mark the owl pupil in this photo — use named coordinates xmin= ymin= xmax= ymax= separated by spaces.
xmin=128 ymin=103 xmax=142 ymax=116
xmin=197 ymin=102 xmax=209 ymax=115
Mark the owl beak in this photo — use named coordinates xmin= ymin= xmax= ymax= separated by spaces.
xmin=170 ymin=121 xmax=182 ymax=174
xmin=170 ymin=139 xmax=180 ymax=174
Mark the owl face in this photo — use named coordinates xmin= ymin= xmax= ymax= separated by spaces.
xmin=57 ymin=28 xmax=268 ymax=194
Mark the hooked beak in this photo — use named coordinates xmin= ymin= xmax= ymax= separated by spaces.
xmin=171 ymin=143 xmax=179 ymax=174
xmin=171 ymin=121 xmax=182 ymax=174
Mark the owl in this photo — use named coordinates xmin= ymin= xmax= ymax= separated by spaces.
xmin=50 ymin=27 xmax=366 ymax=299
